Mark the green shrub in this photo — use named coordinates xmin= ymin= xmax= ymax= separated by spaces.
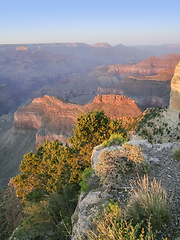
xmin=79 ymin=168 xmax=94 ymax=192
xmin=11 ymin=110 xmax=128 ymax=238
xmin=13 ymin=140 xmax=72 ymax=201
xmin=86 ymin=200 xmax=156 ymax=240
xmin=0 ymin=183 xmax=22 ymax=240
xmin=174 ymin=147 xmax=180 ymax=161
xmin=68 ymin=110 xmax=127 ymax=182
xmin=126 ymin=175 xmax=171 ymax=231
xmin=102 ymin=133 xmax=127 ymax=148
xmin=13 ymin=185 xmax=79 ymax=240
xmin=141 ymin=162 xmax=150 ymax=173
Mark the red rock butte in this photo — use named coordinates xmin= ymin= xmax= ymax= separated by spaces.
xmin=14 ymin=94 xmax=142 ymax=146
xmin=16 ymin=45 xmax=28 ymax=51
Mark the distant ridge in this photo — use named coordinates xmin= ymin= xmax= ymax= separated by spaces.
xmin=90 ymin=42 xmax=112 ymax=48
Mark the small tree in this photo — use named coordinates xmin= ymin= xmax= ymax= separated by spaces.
xmin=68 ymin=110 xmax=127 ymax=182
xmin=13 ymin=140 xmax=71 ymax=201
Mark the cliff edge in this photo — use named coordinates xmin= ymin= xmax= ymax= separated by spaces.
xmin=71 ymin=140 xmax=180 ymax=239
xmin=169 ymin=60 xmax=180 ymax=115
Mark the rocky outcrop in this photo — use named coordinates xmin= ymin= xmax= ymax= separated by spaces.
xmin=14 ymin=95 xmax=83 ymax=146
xmin=86 ymin=94 xmax=142 ymax=118
xmin=14 ymin=111 xmax=42 ymax=129
xmin=71 ymin=140 xmax=180 ymax=239
xmin=169 ymin=61 xmax=180 ymax=115
xmin=71 ymin=145 xmax=122 ymax=240
xmin=14 ymin=95 xmax=142 ymax=147
xmin=97 ymin=77 xmax=171 ymax=109
xmin=134 ymin=61 xmax=180 ymax=143
xmin=94 ymin=94 xmax=135 ymax=105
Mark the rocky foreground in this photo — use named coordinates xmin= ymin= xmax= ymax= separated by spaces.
xmin=71 ymin=140 xmax=180 ymax=240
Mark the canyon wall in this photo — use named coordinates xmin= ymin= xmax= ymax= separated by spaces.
xmin=96 ymin=54 xmax=180 ymax=81
xmin=14 ymin=95 xmax=142 ymax=146
xmin=169 ymin=61 xmax=180 ymax=115
xmin=97 ymin=78 xmax=171 ymax=109
xmin=95 ymin=54 xmax=180 ymax=109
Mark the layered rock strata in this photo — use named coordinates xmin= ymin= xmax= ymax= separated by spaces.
xmin=169 ymin=61 xmax=180 ymax=115
xmin=135 ymin=61 xmax=180 ymax=143
xmin=105 ymin=54 xmax=180 ymax=79
xmin=96 ymin=54 xmax=180 ymax=109
xmin=14 ymin=95 xmax=142 ymax=146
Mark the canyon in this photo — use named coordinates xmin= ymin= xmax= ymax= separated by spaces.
xmin=0 ymin=93 xmax=141 ymax=188
xmin=29 ymin=53 xmax=180 ymax=109
xmin=14 ymin=94 xmax=142 ymax=147
xmin=1 ymin=43 xmax=180 ymax=189
xmin=99 ymin=54 xmax=180 ymax=78
xmin=71 ymin=60 xmax=180 ymax=240
xmin=134 ymin=60 xmax=180 ymax=144
xmin=1 ymin=45 xmax=180 ymax=239
xmin=1 ymin=44 xmax=180 ymax=117
xmin=95 ymin=54 xmax=180 ymax=109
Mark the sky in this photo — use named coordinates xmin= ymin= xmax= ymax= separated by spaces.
xmin=0 ymin=0 xmax=180 ymax=46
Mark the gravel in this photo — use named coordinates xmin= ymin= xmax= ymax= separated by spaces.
xmin=117 ymin=140 xmax=180 ymax=239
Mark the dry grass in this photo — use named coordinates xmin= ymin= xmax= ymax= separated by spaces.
xmin=94 ymin=144 xmax=144 ymax=185
xmin=86 ymin=201 xmax=155 ymax=240
xmin=126 ymin=175 xmax=171 ymax=231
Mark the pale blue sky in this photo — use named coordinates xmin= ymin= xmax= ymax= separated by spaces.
xmin=0 ymin=0 xmax=180 ymax=45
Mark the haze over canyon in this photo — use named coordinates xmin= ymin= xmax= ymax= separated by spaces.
xmin=1 ymin=43 xmax=180 ymax=116
xmin=1 ymin=42 xmax=180 ymax=187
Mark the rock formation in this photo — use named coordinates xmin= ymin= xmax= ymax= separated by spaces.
xmin=169 ymin=60 xmax=180 ymax=116
xmin=134 ymin=61 xmax=180 ymax=143
xmin=71 ymin=140 xmax=180 ymax=239
xmin=95 ymin=54 xmax=180 ymax=109
xmin=97 ymin=78 xmax=171 ymax=109
xmin=14 ymin=95 xmax=142 ymax=147
xmin=16 ymin=45 xmax=27 ymax=50
xmin=101 ymin=54 xmax=180 ymax=79
xmin=90 ymin=42 xmax=112 ymax=48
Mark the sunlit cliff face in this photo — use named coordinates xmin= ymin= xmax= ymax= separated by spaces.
xmin=14 ymin=94 xmax=142 ymax=147
xmin=169 ymin=61 xmax=180 ymax=114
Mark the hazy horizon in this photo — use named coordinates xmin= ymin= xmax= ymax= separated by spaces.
xmin=1 ymin=42 xmax=180 ymax=47
xmin=0 ymin=0 xmax=180 ymax=46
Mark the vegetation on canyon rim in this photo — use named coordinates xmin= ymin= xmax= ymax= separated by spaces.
xmin=9 ymin=110 xmax=127 ymax=239
xmin=101 ymin=133 xmax=127 ymax=148
xmin=86 ymin=148 xmax=170 ymax=239
xmin=126 ymin=175 xmax=171 ymax=232
xmin=1 ymin=109 xmax=171 ymax=239
xmin=86 ymin=200 xmax=156 ymax=240
xmin=94 ymin=144 xmax=145 ymax=186
xmin=86 ymin=178 xmax=170 ymax=240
